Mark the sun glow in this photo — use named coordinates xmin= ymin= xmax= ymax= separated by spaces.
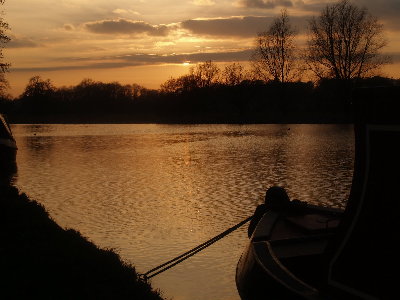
xmin=4 ymin=0 xmax=400 ymax=98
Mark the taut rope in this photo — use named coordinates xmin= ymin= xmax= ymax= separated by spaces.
xmin=138 ymin=215 xmax=252 ymax=281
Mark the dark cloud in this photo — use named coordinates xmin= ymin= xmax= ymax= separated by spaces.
xmin=84 ymin=19 xmax=170 ymax=36
xmin=10 ymin=50 xmax=254 ymax=73
xmin=121 ymin=50 xmax=254 ymax=64
xmin=90 ymin=50 xmax=253 ymax=65
xmin=237 ymin=0 xmax=293 ymax=9
xmin=297 ymin=0 xmax=400 ymax=30
xmin=181 ymin=16 xmax=308 ymax=37
xmin=6 ymin=37 xmax=39 ymax=48
xmin=388 ymin=52 xmax=400 ymax=63
xmin=357 ymin=0 xmax=400 ymax=30
xmin=294 ymin=1 xmax=330 ymax=13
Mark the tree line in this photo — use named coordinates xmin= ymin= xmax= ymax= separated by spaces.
xmin=2 ymin=71 xmax=397 ymax=123
xmin=0 ymin=0 xmax=399 ymax=123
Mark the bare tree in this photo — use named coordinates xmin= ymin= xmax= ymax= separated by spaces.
xmin=160 ymin=74 xmax=198 ymax=93
xmin=191 ymin=60 xmax=220 ymax=88
xmin=0 ymin=0 xmax=10 ymax=93
xmin=252 ymin=9 xmax=297 ymax=83
xmin=160 ymin=60 xmax=221 ymax=93
xmin=306 ymin=0 xmax=389 ymax=80
xmin=222 ymin=63 xmax=245 ymax=86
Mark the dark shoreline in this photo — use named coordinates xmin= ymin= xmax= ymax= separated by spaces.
xmin=0 ymin=184 xmax=165 ymax=299
xmin=2 ymin=77 xmax=398 ymax=127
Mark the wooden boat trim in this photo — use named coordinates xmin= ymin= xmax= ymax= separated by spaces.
xmin=252 ymin=211 xmax=280 ymax=241
xmin=253 ymin=240 xmax=321 ymax=299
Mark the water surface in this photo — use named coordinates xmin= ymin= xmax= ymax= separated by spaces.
xmin=12 ymin=124 xmax=354 ymax=300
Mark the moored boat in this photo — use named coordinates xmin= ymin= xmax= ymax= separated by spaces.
xmin=236 ymin=190 xmax=343 ymax=300
xmin=236 ymin=86 xmax=400 ymax=300
xmin=0 ymin=113 xmax=17 ymax=179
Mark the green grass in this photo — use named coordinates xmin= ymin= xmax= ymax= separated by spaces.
xmin=0 ymin=184 xmax=165 ymax=299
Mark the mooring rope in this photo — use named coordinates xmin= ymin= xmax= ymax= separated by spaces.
xmin=138 ymin=215 xmax=252 ymax=281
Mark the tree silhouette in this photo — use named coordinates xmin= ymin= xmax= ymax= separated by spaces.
xmin=191 ymin=60 xmax=220 ymax=88
xmin=22 ymin=76 xmax=55 ymax=99
xmin=160 ymin=74 xmax=198 ymax=94
xmin=0 ymin=0 xmax=10 ymax=94
xmin=306 ymin=0 xmax=389 ymax=80
xmin=18 ymin=76 xmax=56 ymax=113
xmin=160 ymin=61 xmax=221 ymax=93
xmin=252 ymin=9 xmax=298 ymax=83
xmin=222 ymin=63 xmax=246 ymax=86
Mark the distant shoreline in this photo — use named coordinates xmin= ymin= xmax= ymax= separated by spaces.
xmin=4 ymin=78 xmax=398 ymax=127
xmin=7 ymin=112 xmax=353 ymax=125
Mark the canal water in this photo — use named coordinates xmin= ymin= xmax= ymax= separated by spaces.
xmin=12 ymin=124 xmax=354 ymax=300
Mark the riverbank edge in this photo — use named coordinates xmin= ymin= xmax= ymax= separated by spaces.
xmin=6 ymin=111 xmax=353 ymax=125
xmin=0 ymin=184 xmax=165 ymax=299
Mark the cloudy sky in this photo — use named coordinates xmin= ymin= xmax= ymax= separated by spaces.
xmin=3 ymin=0 xmax=400 ymax=96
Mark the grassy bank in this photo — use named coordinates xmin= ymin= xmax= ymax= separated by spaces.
xmin=0 ymin=184 xmax=165 ymax=299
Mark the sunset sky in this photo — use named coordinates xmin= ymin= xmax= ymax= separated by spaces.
xmin=3 ymin=0 xmax=400 ymax=97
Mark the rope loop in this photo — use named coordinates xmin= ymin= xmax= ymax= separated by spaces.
xmin=138 ymin=273 xmax=148 ymax=282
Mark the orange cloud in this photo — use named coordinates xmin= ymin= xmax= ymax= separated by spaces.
xmin=192 ymin=0 xmax=215 ymax=6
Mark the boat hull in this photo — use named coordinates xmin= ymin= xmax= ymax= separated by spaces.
xmin=236 ymin=207 xmax=342 ymax=300
xmin=236 ymin=238 xmax=327 ymax=299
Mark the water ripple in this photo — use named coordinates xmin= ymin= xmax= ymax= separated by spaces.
xmin=13 ymin=124 xmax=354 ymax=300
